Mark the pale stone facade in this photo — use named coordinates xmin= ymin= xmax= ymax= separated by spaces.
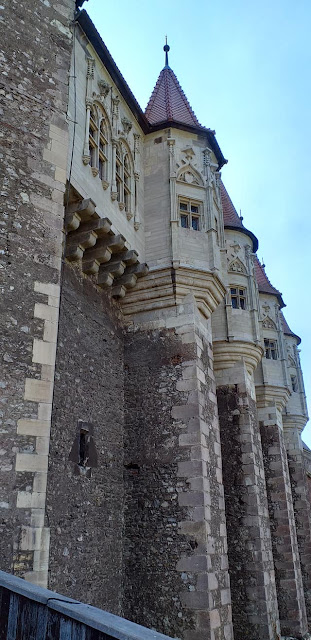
xmin=0 ymin=2 xmax=310 ymax=640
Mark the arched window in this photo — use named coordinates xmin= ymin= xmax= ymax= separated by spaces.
xmin=124 ymin=154 xmax=131 ymax=212
xmin=87 ymin=105 xmax=110 ymax=185
xmin=99 ymin=119 xmax=108 ymax=181
xmin=89 ymin=106 xmax=98 ymax=171
xmin=115 ymin=144 xmax=132 ymax=217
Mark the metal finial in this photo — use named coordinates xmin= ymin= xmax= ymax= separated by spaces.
xmin=164 ymin=36 xmax=170 ymax=67
xmin=239 ymin=208 xmax=243 ymax=222
xmin=262 ymin=257 xmax=266 ymax=268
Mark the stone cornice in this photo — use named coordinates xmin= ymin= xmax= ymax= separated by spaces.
xmin=256 ymin=384 xmax=291 ymax=411
xmin=213 ymin=340 xmax=263 ymax=375
xmin=282 ymin=413 xmax=309 ymax=432
xmin=121 ymin=266 xmax=226 ymax=319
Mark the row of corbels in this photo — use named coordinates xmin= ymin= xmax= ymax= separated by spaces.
xmin=65 ymin=198 xmax=148 ymax=298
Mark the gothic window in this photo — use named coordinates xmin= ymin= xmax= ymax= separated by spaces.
xmin=124 ymin=154 xmax=131 ymax=212
xmin=264 ymin=339 xmax=278 ymax=360
xmin=230 ymin=286 xmax=247 ymax=310
xmin=115 ymin=144 xmax=132 ymax=215
xmin=116 ymin=144 xmax=122 ymax=202
xmin=88 ymin=105 xmax=110 ymax=184
xmin=89 ymin=106 xmax=98 ymax=170
xmin=179 ymin=198 xmax=201 ymax=230
xmin=98 ymin=119 xmax=108 ymax=181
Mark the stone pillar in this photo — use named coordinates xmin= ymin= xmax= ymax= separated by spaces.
xmin=259 ymin=406 xmax=308 ymax=637
xmin=283 ymin=417 xmax=311 ymax=623
xmin=0 ymin=0 xmax=75 ymax=586
xmin=123 ymin=294 xmax=233 ymax=640
xmin=215 ymin=356 xmax=280 ymax=640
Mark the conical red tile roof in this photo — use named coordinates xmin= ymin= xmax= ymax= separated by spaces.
xmin=145 ymin=66 xmax=201 ymax=127
xmin=220 ymin=181 xmax=258 ymax=252
xmin=280 ymin=311 xmax=301 ymax=343
xmin=254 ymin=256 xmax=284 ymax=307
xmin=220 ymin=182 xmax=243 ymax=228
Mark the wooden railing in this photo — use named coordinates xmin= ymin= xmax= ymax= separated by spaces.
xmin=0 ymin=571 xmax=173 ymax=640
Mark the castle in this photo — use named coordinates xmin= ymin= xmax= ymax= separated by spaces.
xmin=1 ymin=1 xmax=310 ymax=639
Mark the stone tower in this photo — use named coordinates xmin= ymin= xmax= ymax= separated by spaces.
xmin=0 ymin=3 xmax=310 ymax=640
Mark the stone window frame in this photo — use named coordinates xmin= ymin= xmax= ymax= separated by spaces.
xmin=264 ymin=338 xmax=278 ymax=360
xmin=178 ymin=196 xmax=202 ymax=231
xmin=88 ymin=103 xmax=111 ymax=189
xmin=230 ymin=285 xmax=247 ymax=310
xmin=115 ymin=140 xmax=134 ymax=217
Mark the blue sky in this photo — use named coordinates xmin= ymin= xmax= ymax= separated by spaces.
xmin=85 ymin=0 xmax=311 ymax=444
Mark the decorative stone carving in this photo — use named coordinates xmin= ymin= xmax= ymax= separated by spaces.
xmin=101 ymin=179 xmax=109 ymax=190
xmin=112 ymin=96 xmax=120 ymax=119
xmin=262 ymin=316 xmax=277 ymax=330
xmin=288 ymin=354 xmax=296 ymax=368
xmin=82 ymin=154 xmax=91 ymax=166
xmin=178 ymin=168 xmax=200 ymax=185
xmin=228 ymin=257 xmax=247 ymax=274
xmin=121 ymin=117 xmax=132 ymax=135
xmin=86 ymin=57 xmax=95 ymax=79
xmin=98 ymin=79 xmax=110 ymax=98
xmin=91 ymin=167 xmax=99 ymax=178
xmin=229 ymin=242 xmax=241 ymax=254
xmin=134 ymin=133 xmax=140 ymax=154
xmin=182 ymin=146 xmax=195 ymax=161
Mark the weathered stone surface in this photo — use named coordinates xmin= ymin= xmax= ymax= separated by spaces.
xmin=46 ymin=263 xmax=124 ymax=614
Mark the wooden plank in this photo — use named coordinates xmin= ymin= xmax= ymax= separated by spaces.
xmin=7 ymin=593 xmax=19 ymax=640
xmin=0 ymin=587 xmax=10 ymax=640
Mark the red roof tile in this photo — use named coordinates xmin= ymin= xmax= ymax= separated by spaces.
xmin=220 ymin=181 xmax=258 ymax=252
xmin=280 ymin=311 xmax=301 ymax=343
xmin=220 ymin=181 xmax=243 ymax=228
xmin=145 ymin=66 xmax=201 ymax=128
xmin=254 ymin=256 xmax=284 ymax=307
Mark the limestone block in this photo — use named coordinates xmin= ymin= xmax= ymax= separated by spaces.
xmin=34 ymin=282 xmax=60 ymax=298
xmin=17 ymin=419 xmax=51 ymax=437
xmin=32 ymin=339 xmax=57 ymax=366
xmin=16 ymin=453 xmax=48 ymax=473
xmin=34 ymin=303 xmax=59 ymax=324
xmin=24 ymin=379 xmax=53 ymax=404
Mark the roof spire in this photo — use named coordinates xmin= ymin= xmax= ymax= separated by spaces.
xmin=164 ymin=36 xmax=170 ymax=68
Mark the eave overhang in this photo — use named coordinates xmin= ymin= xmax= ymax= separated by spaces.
xmin=224 ymin=224 xmax=259 ymax=254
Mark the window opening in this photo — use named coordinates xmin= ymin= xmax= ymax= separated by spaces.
xmin=89 ymin=107 xmax=98 ymax=169
xmin=291 ymin=375 xmax=298 ymax=392
xmin=179 ymin=198 xmax=201 ymax=231
xmin=98 ymin=120 xmax=108 ymax=180
xmin=264 ymin=339 xmax=278 ymax=360
xmin=78 ymin=428 xmax=89 ymax=467
xmin=230 ymin=287 xmax=246 ymax=310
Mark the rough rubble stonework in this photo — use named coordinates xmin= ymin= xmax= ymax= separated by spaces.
xmin=0 ymin=3 xmax=310 ymax=640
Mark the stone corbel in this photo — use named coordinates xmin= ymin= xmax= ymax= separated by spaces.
xmin=121 ymin=117 xmax=132 ymax=136
xmin=98 ymin=79 xmax=110 ymax=98
xmin=134 ymin=133 xmax=140 ymax=157
xmin=112 ymin=96 xmax=120 ymax=132
xmin=86 ymin=57 xmax=95 ymax=79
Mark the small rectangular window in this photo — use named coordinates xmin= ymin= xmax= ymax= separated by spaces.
xmin=191 ymin=216 xmax=199 ymax=231
xmin=230 ymin=287 xmax=246 ymax=310
xmin=264 ymin=339 xmax=278 ymax=360
xmin=179 ymin=198 xmax=201 ymax=231
xmin=291 ymin=375 xmax=298 ymax=392
xmin=180 ymin=214 xmax=189 ymax=228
